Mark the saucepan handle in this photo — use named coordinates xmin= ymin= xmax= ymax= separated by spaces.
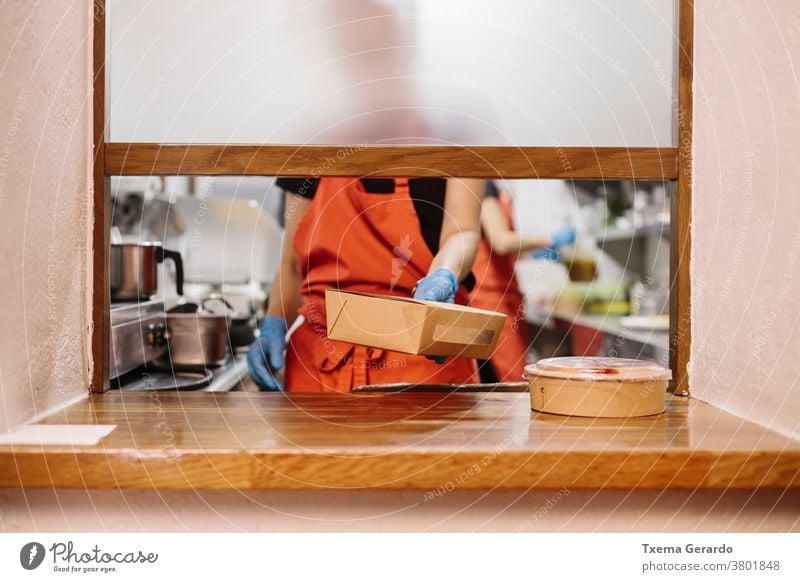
xmin=156 ymin=247 xmax=184 ymax=296
xmin=202 ymin=294 xmax=236 ymax=315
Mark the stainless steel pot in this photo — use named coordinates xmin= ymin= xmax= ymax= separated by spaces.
xmin=165 ymin=308 xmax=229 ymax=367
xmin=110 ymin=242 xmax=184 ymax=301
xmin=201 ymin=295 xmax=256 ymax=348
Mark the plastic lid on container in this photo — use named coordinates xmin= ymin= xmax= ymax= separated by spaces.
xmin=524 ymin=357 xmax=672 ymax=382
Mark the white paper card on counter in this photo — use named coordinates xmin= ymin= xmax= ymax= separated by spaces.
xmin=0 ymin=424 xmax=116 ymax=446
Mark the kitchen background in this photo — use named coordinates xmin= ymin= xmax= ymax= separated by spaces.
xmin=109 ymin=174 xmax=671 ymax=391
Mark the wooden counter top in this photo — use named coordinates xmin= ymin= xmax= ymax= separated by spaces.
xmin=1 ymin=392 xmax=798 ymax=490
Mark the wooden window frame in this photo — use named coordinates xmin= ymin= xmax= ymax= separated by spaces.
xmin=92 ymin=0 xmax=693 ymax=395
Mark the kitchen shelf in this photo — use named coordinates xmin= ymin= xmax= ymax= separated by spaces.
xmin=597 ymin=221 xmax=669 ymax=245
xmin=1 ymin=391 xmax=798 ymax=491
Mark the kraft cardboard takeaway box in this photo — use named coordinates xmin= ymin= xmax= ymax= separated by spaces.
xmin=325 ymin=289 xmax=507 ymax=359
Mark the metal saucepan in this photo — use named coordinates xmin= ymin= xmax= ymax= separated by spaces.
xmin=110 ymin=242 xmax=184 ymax=301
xmin=201 ymin=295 xmax=256 ymax=348
xmin=164 ymin=303 xmax=229 ymax=368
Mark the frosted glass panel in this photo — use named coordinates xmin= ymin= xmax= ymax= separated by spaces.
xmin=108 ymin=0 xmax=677 ymax=146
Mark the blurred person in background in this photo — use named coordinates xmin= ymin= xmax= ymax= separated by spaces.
xmin=470 ymin=181 xmax=575 ymax=382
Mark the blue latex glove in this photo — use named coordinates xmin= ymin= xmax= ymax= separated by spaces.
xmin=413 ymin=269 xmax=458 ymax=364
xmin=532 ymin=247 xmax=560 ymax=262
xmin=550 ymin=227 xmax=577 ymax=248
xmin=413 ymin=268 xmax=458 ymax=304
xmin=532 ymin=228 xmax=577 ymax=261
xmin=246 ymin=315 xmax=288 ymax=391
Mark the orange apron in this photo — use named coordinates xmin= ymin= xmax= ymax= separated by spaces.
xmin=285 ymin=177 xmax=478 ymax=393
xmin=469 ymin=190 xmax=528 ymax=382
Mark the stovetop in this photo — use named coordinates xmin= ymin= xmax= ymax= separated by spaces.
xmin=110 ymin=298 xmax=166 ymax=325
xmin=110 ymin=298 xmax=249 ymax=392
xmin=112 ymin=352 xmax=249 ymax=392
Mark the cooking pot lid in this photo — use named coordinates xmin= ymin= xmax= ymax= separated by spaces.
xmin=524 ymin=357 xmax=671 ymax=382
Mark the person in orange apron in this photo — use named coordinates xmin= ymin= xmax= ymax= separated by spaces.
xmin=247 ymin=177 xmax=485 ymax=392
xmin=470 ymin=181 xmax=576 ymax=382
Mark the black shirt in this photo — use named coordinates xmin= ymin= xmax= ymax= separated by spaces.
xmin=484 ymin=180 xmax=500 ymax=199
xmin=276 ymin=177 xmax=475 ymax=290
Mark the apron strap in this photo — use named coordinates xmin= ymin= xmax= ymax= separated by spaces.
xmin=318 ymin=342 xmax=386 ymax=390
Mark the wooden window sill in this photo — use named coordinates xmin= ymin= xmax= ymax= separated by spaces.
xmin=1 ymin=392 xmax=798 ymax=491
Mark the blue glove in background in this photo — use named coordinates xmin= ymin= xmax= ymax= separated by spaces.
xmin=550 ymin=227 xmax=578 ymax=248
xmin=413 ymin=268 xmax=458 ymax=304
xmin=246 ymin=315 xmax=288 ymax=391
xmin=413 ymin=269 xmax=458 ymax=364
xmin=532 ymin=228 xmax=577 ymax=262
xmin=532 ymin=247 xmax=560 ymax=261
xmin=550 ymin=227 xmax=577 ymax=248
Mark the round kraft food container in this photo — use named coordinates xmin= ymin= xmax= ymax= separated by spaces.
xmin=524 ymin=357 xmax=672 ymax=418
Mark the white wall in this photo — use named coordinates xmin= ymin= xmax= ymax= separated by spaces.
xmin=0 ymin=0 xmax=93 ymax=432
xmin=690 ymin=0 xmax=800 ymax=440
